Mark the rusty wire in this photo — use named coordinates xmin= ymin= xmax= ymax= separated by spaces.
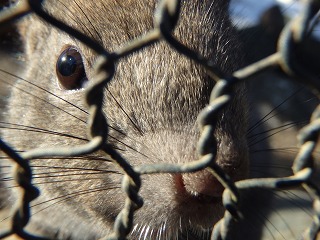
xmin=0 ymin=0 xmax=319 ymax=239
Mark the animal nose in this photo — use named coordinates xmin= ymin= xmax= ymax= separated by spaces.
xmin=173 ymin=170 xmax=225 ymax=203
xmin=182 ymin=170 xmax=225 ymax=198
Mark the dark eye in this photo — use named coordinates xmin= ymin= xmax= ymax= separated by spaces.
xmin=56 ymin=46 xmax=87 ymax=90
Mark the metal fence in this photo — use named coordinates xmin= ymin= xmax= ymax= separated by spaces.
xmin=0 ymin=0 xmax=319 ymax=239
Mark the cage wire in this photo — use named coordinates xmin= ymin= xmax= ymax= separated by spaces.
xmin=0 ymin=0 xmax=319 ymax=239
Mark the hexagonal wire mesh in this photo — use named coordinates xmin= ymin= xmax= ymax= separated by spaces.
xmin=0 ymin=0 xmax=319 ymax=239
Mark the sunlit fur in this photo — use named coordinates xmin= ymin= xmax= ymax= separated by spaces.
xmin=0 ymin=0 xmax=318 ymax=240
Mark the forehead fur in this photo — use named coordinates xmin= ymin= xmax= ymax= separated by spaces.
xmin=40 ymin=0 xmax=232 ymax=57
xmin=16 ymin=0 xmax=244 ymax=134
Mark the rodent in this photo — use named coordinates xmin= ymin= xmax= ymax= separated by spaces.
xmin=0 ymin=0 xmax=316 ymax=239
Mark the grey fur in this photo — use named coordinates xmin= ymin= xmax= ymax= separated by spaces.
xmin=1 ymin=1 xmax=249 ymax=239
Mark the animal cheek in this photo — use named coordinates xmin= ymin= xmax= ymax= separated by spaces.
xmin=215 ymin=136 xmax=250 ymax=180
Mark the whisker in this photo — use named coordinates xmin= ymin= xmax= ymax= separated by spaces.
xmin=0 ymin=155 xmax=113 ymax=162
xmin=0 ymin=69 xmax=138 ymax=142
xmin=250 ymin=164 xmax=292 ymax=171
xmin=0 ymin=165 xmax=12 ymax=168
xmin=32 ymin=177 xmax=119 ymax=185
xmin=31 ymin=165 xmax=114 ymax=171
xmin=106 ymin=87 xmax=144 ymax=136
xmin=265 ymin=203 xmax=296 ymax=239
xmin=0 ymin=70 xmax=156 ymax=160
xmin=108 ymin=135 xmax=149 ymax=158
xmin=0 ymin=177 xmax=12 ymax=182
xmin=247 ymin=120 xmax=308 ymax=140
xmin=1 ymin=168 xmax=120 ymax=181
xmin=248 ymin=170 xmax=285 ymax=178
xmin=0 ymin=68 xmax=88 ymax=115
xmin=250 ymin=147 xmax=300 ymax=154
xmin=0 ymin=77 xmax=87 ymax=123
xmin=248 ymin=197 xmax=284 ymax=240
xmin=275 ymin=190 xmax=313 ymax=216
xmin=32 ymin=171 xmax=113 ymax=178
xmin=0 ymin=186 xmax=120 ymax=223
xmin=1 ymin=176 xmax=120 ymax=189
xmin=0 ymin=121 xmax=87 ymax=141
xmin=248 ymin=121 xmax=305 ymax=147
xmin=73 ymin=1 xmax=104 ymax=44
xmin=32 ymin=170 xmax=120 ymax=179
xmin=247 ymin=87 xmax=304 ymax=135
xmin=0 ymin=121 xmax=150 ymax=158
xmin=30 ymin=186 xmax=120 ymax=210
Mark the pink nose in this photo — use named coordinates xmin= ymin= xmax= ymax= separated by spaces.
xmin=174 ymin=171 xmax=225 ymax=199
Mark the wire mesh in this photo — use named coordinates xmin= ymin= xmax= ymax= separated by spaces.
xmin=0 ymin=0 xmax=319 ymax=239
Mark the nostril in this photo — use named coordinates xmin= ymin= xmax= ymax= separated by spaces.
xmin=173 ymin=171 xmax=224 ymax=202
xmin=184 ymin=172 xmax=224 ymax=198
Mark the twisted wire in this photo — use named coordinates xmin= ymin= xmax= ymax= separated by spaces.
xmin=211 ymin=0 xmax=320 ymax=239
xmin=0 ymin=0 xmax=319 ymax=239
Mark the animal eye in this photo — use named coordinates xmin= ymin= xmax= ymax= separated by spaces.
xmin=56 ymin=46 xmax=87 ymax=90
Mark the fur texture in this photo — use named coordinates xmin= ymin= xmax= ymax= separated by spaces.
xmin=2 ymin=1 xmax=249 ymax=239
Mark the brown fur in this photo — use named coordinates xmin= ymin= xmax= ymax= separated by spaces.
xmin=1 ymin=0 xmax=319 ymax=239
xmin=2 ymin=0 xmax=251 ymax=239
